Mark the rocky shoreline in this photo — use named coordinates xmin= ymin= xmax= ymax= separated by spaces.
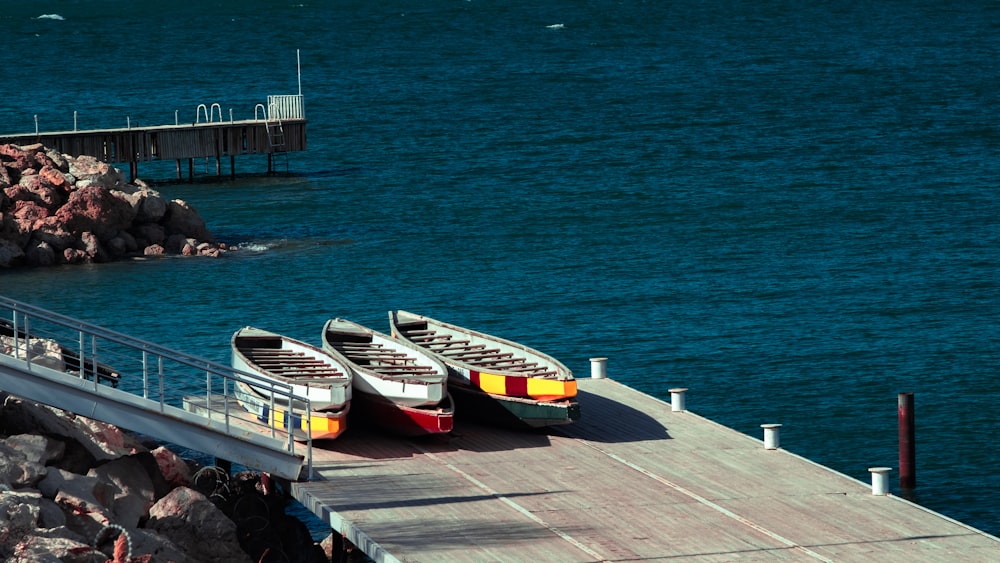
xmin=0 ymin=394 xmax=343 ymax=562
xmin=0 ymin=143 xmax=228 ymax=268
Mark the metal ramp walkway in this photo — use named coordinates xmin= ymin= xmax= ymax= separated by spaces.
xmin=0 ymin=296 xmax=313 ymax=481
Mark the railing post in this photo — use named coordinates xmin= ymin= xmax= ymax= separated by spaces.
xmin=142 ymin=351 xmax=149 ymax=399
xmin=90 ymin=334 xmax=99 ymax=390
xmin=23 ymin=316 xmax=31 ymax=370
xmin=158 ymin=356 xmax=165 ymax=411
xmin=78 ymin=331 xmax=85 ymax=380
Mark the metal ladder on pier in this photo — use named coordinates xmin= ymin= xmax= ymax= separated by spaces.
xmin=0 ymin=295 xmax=314 ymax=481
xmin=264 ymin=103 xmax=289 ymax=173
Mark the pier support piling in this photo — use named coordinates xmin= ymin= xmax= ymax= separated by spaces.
xmin=761 ymin=423 xmax=782 ymax=450
xmin=898 ymin=392 xmax=916 ymax=490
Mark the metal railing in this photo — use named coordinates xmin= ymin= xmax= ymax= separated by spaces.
xmin=266 ymin=95 xmax=305 ymax=120
xmin=0 ymin=295 xmax=313 ymax=477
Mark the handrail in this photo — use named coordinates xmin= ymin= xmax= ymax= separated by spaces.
xmin=195 ymin=104 xmax=209 ymax=124
xmin=0 ymin=295 xmax=313 ymax=477
xmin=210 ymin=103 xmax=222 ymax=123
xmin=254 ymin=103 xmax=268 ymax=121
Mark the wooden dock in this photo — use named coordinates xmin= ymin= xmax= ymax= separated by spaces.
xmin=0 ymin=95 xmax=306 ymax=181
xmin=292 ymin=378 xmax=1000 ymax=562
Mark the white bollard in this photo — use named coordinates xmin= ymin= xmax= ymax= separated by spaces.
xmin=869 ymin=467 xmax=892 ymax=496
xmin=669 ymin=388 xmax=688 ymax=412
xmin=761 ymin=424 xmax=782 ymax=450
xmin=589 ymin=357 xmax=607 ymax=379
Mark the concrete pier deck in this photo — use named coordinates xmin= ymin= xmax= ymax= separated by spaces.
xmin=291 ymin=378 xmax=1000 ymax=562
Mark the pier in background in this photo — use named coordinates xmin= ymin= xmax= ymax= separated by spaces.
xmin=0 ymin=94 xmax=306 ymax=182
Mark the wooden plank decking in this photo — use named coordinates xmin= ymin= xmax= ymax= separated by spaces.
xmin=291 ymin=378 xmax=1000 ymax=562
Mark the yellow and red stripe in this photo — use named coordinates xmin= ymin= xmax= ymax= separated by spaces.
xmin=469 ymin=370 xmax=577 ymax=402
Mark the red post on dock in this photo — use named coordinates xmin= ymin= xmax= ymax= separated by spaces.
xmin=898 ymin=392 xmax=916 ymax=490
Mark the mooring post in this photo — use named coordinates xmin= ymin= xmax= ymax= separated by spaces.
xmin=869 ymin=467 xmax=891 ymax=496
xmin=589 ymin=357 xmax=607 ymax=379
xmin=898 ymin=392 xmax=916 ymax=490
xmin=761 ymin=423 xmax=782 ymax=450
xmin=669 ymin=388 xmax=687 ymax=412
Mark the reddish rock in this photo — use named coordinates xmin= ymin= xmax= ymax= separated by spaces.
xmin=13 ymin=200 xmax=51 ymax=231
xmin=55 ymin=185 xmax=137 ymax=240
xmin=38 ymin=164 xmax=69 ymax=190
xmin=147 ymin=487 xmax=251 ymax=563
xmin=79 ymin=231 xmax=107 ymax=262
xmin=151 ymin=446 xmax=192 ymax=488
xmin=63 ymin=247 xmax=88 ymax=264
xmin=19 ymin=174 xmax=64 ymax=208
xmin=1 ymin=143 xmax=227 ymax=268
xmin=4 ymin=183 xmax=32 ymax=203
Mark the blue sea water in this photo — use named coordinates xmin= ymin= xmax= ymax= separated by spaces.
xmin=3 ymin=0 xmax=1000 ymax=539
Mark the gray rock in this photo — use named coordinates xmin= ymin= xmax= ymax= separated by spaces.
xmin=0 ymin=441 xmax=46 ymax=488
xmin=3 ymin=433 xmax=65 ymax=466
xmin=147 ymin=486 xmax=251 ymax=563
xmin=88 ymin=456 xmax=156 ymax=528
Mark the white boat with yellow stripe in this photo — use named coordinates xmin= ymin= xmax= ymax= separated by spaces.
xmin=389 ymin=310 xmax=579 ymax=428
xmin=233 ymin=378 xmax=349 ymax=441
xmin=231 ymin=326 xmax=352 ymax=440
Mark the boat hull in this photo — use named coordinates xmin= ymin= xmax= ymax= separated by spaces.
xmin=234 ymin=380 xmax=348 ymax=441
xmin=351 ymin=391 xmax=455 ymax=437
xmin=231 ymin=326 xmax=351 ymax=412
xmin=449 ymin=384 xmax=579 ymax=429
xmin=389 ymin=310 xmax=576 ymax=402
xmin=389 ymin=311 xmax=581 ymax=428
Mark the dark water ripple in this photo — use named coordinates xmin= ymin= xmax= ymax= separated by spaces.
xmin=3 ymin=0 xmax=1000 ymax=537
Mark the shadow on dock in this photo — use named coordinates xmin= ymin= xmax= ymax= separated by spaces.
xmin=555 ymin=387 xmax=671 ymax=443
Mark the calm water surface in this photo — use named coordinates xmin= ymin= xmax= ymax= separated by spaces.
xmin=3 ymin=0 xmax=1000 ymax=537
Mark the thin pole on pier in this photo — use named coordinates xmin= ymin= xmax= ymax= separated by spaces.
xmin=898 ymin=392 xmax=916 ymax=490
xmin=297 ymin=49 xmax=302 ymax=96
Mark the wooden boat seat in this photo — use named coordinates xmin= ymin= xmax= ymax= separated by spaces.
xmin=343 ymin=351 xmax=411 ymax=359
xmin=242 ymin=346 xmax=300 ymax=354
xmin=253 ymin=359 xmax=331 ymax=367
xmin=432 ymin=343 xmax=484 ymax=353
xmin=339 ymin=343 xmax=386 ymax=351
xmin=447 ymin=348 xmax=503 ymax=359
xmin=374 ymin=367 xmax=439 ymax=376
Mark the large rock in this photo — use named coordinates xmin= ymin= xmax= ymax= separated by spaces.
xmin=37 ymin=468 xmax=115 ymax=540
xmin=87 ymin=456 xmax=157 ymax=528
xmin=0 ymin=441 xmax=46 ymax=489
xmin=1 ymin=143 xmax=229 ymax=268
xmin=0 ymin=397 xmax=144 ymax=462
xmin=0 ymin=238 xmax=25 ymax=268
xmin=68 ymin=154 xmax=125 ymax=188
xmin=147 ymin=486 xmax=251 ymax=563
xmin=163 ymin=199 xmax=215 ymax=243
xmin=55 ymin=185 xmax=137 ymax=241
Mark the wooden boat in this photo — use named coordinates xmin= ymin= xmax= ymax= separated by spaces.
xmin=231 ymin=326 xmax=352 ymax=412
xmin=321 ymin=318 xmax=453 ymax=436
xmin=233 ymin=379 xmax=348 ymax=441
xmin=389 ymin=311 xmax=580 ymax=428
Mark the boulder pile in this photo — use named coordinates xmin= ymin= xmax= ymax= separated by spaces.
xmin=0 ymin=393 xmax=339 ymax=563
xmin=0 ymin=143 xmax=228 ymax=268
